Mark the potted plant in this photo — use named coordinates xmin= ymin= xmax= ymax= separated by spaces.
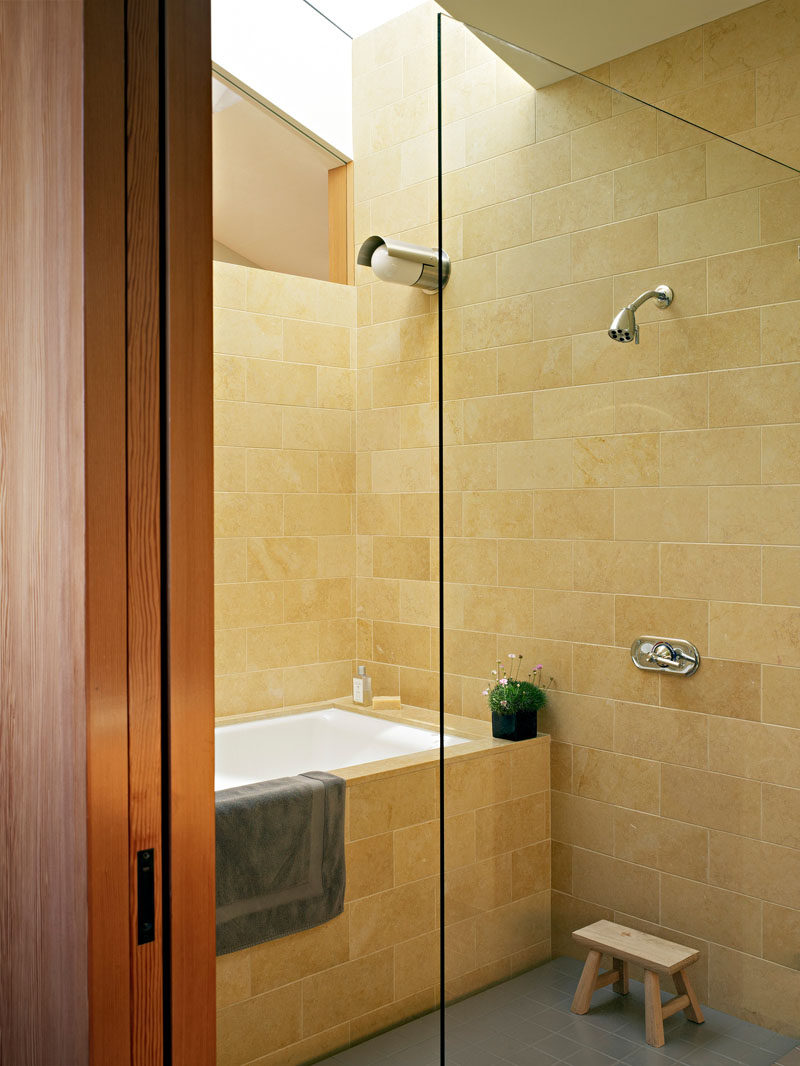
xmin=485 ymin=655 xmax=553 ymax=742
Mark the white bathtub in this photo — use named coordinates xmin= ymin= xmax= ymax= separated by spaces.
xmin=215 ymin=706 xmax=469 ymax=790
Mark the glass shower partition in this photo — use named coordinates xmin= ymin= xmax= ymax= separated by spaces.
xmin=438 ymin=11 xmax=800 ymax=1061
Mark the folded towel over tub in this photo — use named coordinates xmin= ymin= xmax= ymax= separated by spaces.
xmin=215 ymin=770 xmax=346 ymax=956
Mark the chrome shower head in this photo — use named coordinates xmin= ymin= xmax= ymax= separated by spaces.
xmin=608 ymin=306 xmax=638 ymax=343
xmin=608 ymin=285 xmax=674 ymax=344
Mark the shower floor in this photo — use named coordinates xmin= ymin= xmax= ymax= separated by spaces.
xmin=324 ymin=957 xmax=797 ymax=1066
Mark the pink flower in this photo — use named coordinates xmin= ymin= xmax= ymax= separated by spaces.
xmin=499 ymin=677 xmax=508 ymax=686
xmin=508 ymin=653 xmax=516 ymax=659
xmin=536 ymin=664 xmax=543 ymax=670
xmin=501 ymin=700 xmax=508 ymax=708
xmin=482 ymin=689 xmax=489 ymax=696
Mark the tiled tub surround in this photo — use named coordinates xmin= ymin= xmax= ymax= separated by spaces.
xmin=352 ymin=0 xmax=800 ymax=1038
xmin=215 ymin=707 xmax=550 ymax=1066
xmin=213 ymin=264 xmax=358 ymax=716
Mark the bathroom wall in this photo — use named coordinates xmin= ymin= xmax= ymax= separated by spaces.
xmin=353 ymin=0 xmax=800 ymax=1035
xmin=213 ymin=263 xmax=357 ymax=713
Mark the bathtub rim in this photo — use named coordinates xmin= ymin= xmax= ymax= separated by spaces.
xmin=214 ymin=696 xmax=550 ymax=785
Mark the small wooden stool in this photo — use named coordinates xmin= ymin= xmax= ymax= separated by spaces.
xmin=570 ymin=920 xmax=704 ymax=1048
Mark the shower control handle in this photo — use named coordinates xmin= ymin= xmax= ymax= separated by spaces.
xmin=631 ymin=636 xmax=700 ymax=676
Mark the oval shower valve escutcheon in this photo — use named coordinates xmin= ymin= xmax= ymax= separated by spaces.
xmin=630 ymin=636 xmax=700 ymax=676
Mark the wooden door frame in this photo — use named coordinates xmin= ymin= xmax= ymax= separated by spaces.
xmin=86 ymin=0 xmax=216 ymax=1059
xmin=0 ymin=1 xmax=214 ymax=1059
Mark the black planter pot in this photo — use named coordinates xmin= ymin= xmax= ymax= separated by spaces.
xmin=491 ymin=709 xmax=537 ymax=742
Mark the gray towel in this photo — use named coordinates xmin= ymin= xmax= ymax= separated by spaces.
xmin=215 ymin=770 xmax=346 ymax=956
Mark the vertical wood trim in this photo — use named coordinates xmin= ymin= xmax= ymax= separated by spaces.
xmin=328 ymin=161 xmax=354 ymax=285
xmin=126 ymin=0 xmax=164 ymax=1061
xmin=164 ymin=0 xmax=216 ymax=1061
xmin=0 ymin=3 xmax=89 ymax=1062
xmin=84 ymin=0 xmax=133 ymax=1061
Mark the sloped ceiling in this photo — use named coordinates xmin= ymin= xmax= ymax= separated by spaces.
xmin=440 ymin=0 xmax=761 ymax=86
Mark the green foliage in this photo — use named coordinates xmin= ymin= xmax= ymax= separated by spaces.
xmin=489 ymin=678 xmax=547 ymax=716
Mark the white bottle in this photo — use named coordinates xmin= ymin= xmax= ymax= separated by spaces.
xmin=352 ymin=664 xmax=372 ymax=706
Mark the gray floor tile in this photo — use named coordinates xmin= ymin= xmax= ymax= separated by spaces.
xmin=623 ymin=1048 xmax=682 ymax=1065
xmin=563 ymin=1045 xmax=619 ymax=1065
xmin=324 ymin=957 xmax=798 ymax=1065
xmin=533 ymin=1031 xmax=586 ymax=1059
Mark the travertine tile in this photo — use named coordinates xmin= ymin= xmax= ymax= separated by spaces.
xmin=660 ymin=543 xmax=761 ymax=601
xmin=496 ymin=236 xmax=571 ymax=297
xmin=217 ymin=983 xmax=302 ymax=1066
xmin=615 ymin=594 xmax=708 ymax=653
xmin=301 ymin=948 xmax=394 ymax=1036
xmin=572 ymin=745 xmax=660 ymax=814
xmin=533 ymin=173 xmax=613 ymax=241
xmin=708 ymin=715 xmax=800 ymax=788
xmin=710 ymin=486 xmax=800 ymax=545
xmin=615 ymin=700 xmax=708 ymax=768
xmin=535 ymin=383 xmax=614 ymax=439
xmin=614 ymin=373 xmax=708 ymax=433
xmin=349 ymin=877 xmax=437 ymax=958
xmin=573 ymin=540 xmax=658 ymax=596
xmin=614 ymin=487 xmax=708 ymax=542
xmin=709 ymin=830 xmax=800 ymax=910
xmin=763 ymin=783 xmax=800 ymax=849
xmin=573 ymin=644 xmax=659 ymax=704
xmin=536 ymin=589 xmax=613 ymax=644
xmin=662 ymin=763 xmax=761 ymax=836
xmin=613 ymin=808 xmax=708 ymax=881
xmin=571 ymin=107 xmax=658 ymax=179
xmin=665 ymin=309 xmax=763 ymax=375
xmin=659 ymin=189 xmax=759 ymax=263
xmin=552 ymin=791 xmax=614 ymax=855
xmin=214 ymin=307 xmax=283 ymax=360
xmin=573 ymin=433 xmax=659 ymax=488
xmin=534 ymin=489 xmax=613 ymax=540
xmin=494 ymin=136 xmax=571 ymax=200
xmin=535 ymin=278 xmax=613 ymax=340
xmin=704 ymin=0 xmax=800 ymax=82
xmin=661 ymin=655 xmax=761 ymax=721
xmin=536 ymin=74 xmax=612 ymax=139
xmin=710 ymin=601 xmax=800 ymax=667
xmin=709 ymin=942 xmax=800 ymax=1035
xmin=610 ymin=28 xmax=703 ymax=101
xmin=761 ymin=300 xmax=800 ymax=364
xmin=710 ymin=363 xmax=800 ymax=427
xmin=572 ymin=848 xmax=660 ymax=922
xmin=661 ymin=874 xmax=761 ymax=955
xmin=573 ymin=325 xmax=659 ymax=385
xmin=762 ymin=664 xmax=800 ymax=727
xmin=614 ymin=144 xmax=707 ymax=221
xmin=465 ymin=94 xmax=536 ymax=165
xmin=708 ymin=241 xmax=800 ymax=311
xmin=497 ymin=440 xmax=572 ymax=490
xmin=462 ymin=196 xmax=532 ymax=259
xmin=572 ymin=215 xmax=659 ymax=283
xmin=763 ymin=547 xmax=800 ymax=606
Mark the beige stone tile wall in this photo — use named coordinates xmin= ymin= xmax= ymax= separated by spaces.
xmin=354 ymin=0 xmax=800 ymax=1037
xmin=213 ymin=263 xmax=358 ymax=714
xmin=215 ymin=739 xmax=550 ymax=1066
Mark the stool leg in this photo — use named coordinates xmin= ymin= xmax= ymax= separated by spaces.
xmin=644 ymin=969 xmax=665 ymax=1048
xmin=613 ymin=957 xmax=629 ymax=996
xmin=674 ymin=968 xmax=704 ymax=1024
xmin=571 ymin=949 xmax=602 ymax=1015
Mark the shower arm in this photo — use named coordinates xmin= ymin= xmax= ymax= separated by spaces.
xmin=627 ymin=287 xmax=673 ymax=312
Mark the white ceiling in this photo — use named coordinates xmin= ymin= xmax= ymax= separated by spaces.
xmin=440 ymin=0 xmax=761 ymax=86
xmin=212 ymin=83 xmax=336 ymax=279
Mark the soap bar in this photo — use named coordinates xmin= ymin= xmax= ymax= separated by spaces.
xmin=373 ymin=695 xmax=401 ymax=710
